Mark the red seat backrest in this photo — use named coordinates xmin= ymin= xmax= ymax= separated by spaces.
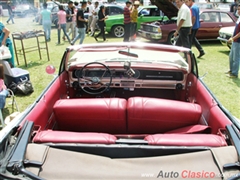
xmin=53 ymin=98 xmax=127 ymax=134
xmin=127 ymin=97 xmax=202 ymax=134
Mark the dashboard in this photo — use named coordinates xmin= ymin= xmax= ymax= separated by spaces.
xmin=71 ymin=67 xmax=186 ymax=90
xmin=72 ymin=69 xmax=184 ymax=81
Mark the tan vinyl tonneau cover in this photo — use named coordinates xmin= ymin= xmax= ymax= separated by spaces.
xmin=25 ymin=144 xmax=239 ymax=180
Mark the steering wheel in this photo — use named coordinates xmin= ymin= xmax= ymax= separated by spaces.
xmin=78 ymin=62 xmax=112 ymax=95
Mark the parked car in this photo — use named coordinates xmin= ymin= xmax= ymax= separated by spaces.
xmin=105 ymin=5 xmax=167 ymax=37
xmin=0 ymin=1 xmax=9 ymax=10
xmin=13 ymin=4 xmax=37 ymax=17
xmin=215 ymin=3 xmax=232 ymax=12
xmin=0 ymin=1 xmax=15 ymax=10
xmin=138 ymin=0 xmax=237 ymax=45
xmin=217 ymin=26 xmax=234 ymax=49
xmin=105 ymin=3 xmax=124 ymax=15
xmin=195 ymin=2 xmax=215 ymax=9
xmin=0 ymin=42 xmax=239 ymax=179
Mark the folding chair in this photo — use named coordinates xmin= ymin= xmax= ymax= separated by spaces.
xmin=0 ymin=88 xmax=19 ymax=129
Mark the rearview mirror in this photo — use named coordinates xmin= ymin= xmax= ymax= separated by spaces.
xmin=118 ymin=50 xmax=138 ymax=58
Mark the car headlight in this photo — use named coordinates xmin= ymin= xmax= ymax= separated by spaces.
xmin=152 ymin=27 xmax=161 ymax=33
xmin=222 ymin=34 xmax=226 ymax=39
xmin=219 ymin=32 xmax=224 ymax=38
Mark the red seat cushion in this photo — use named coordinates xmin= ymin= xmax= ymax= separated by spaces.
xmin=127 ymin=97 xmax=202 ymax=133
xmin=33 ymin=130 xmax=117 ymax=144
xmin=53 ymin=98 xmax=127 ymax=133
xmin=144 ymin=134 xmax=227 ymax=147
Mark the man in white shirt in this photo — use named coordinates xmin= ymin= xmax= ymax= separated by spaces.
xmin=174 ymin=0 xmax=192 ymax=48
xmin=87 ymin=0 xmax=94 ymax=34
xmin=90 ymin=1 xmax=99 ymax=36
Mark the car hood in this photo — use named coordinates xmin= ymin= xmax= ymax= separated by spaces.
xmin=150 ymin=0 xmax=178 ymax=19
xmin=219 ymin=26 xmax=235 ymax=35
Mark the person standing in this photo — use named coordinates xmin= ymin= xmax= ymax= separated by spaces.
xmin=90 ymin=1 xmax=99 ymax=37
xmin=71 ymin=1 xmax=88 ymax=45
xmin=72 ymin=2 xmax=79 ymax=38
xmin=226 ymin=5 xmax=240 ymax=78
xmin=6 ymin=1 xmax=14 ymax=24
xmin=0 ymin=22 xmax=15 ymax=67
xmin=39 ymin=2 xmax=52 ymax=42
xmin=130 ymin=1 xmax=139 ymax=41
xmin=174 ymin=0 xmax=192 ymax=48
xmin=57 ymin=5 xmax=71 ymax=45
xmin=123 ymin=1 xmax=132 ymax=42
xmin=94 ymin=5 xmax=108 ymax=42
xmin=185 ymin=0 xmax=205 ymax=58
xmin=87 ymin=0 xmax=94 ymax=34
xmin=230 ymin=0 xmax=238 ymax=14
xmin=63 ymin=1 xmax=74 ymax=41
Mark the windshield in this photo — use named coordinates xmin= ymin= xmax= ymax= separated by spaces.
xmin=68 ymin=46 xmax=189 ymax=70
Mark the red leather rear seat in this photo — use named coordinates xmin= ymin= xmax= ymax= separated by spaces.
xmin=144 ymin=134 xmax=227 ymax=147
xmin=34 ymin=97 xmax=227 ymax=147
xmin=53 ymin=98 xmax=127 ymax=134
xmin=33 ymin=130 xmax=117 ymax=144
xmin=127 ymin=97 xmax=202 ymax=134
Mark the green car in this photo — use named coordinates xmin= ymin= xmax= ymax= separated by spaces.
xmin=105 ymin=5 xmax=168 ymax=38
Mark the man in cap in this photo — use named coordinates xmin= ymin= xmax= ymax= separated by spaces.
xmin=130 ymin=1 xmax=139 ymax=41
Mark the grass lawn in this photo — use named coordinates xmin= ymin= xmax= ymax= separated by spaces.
xmin=1 ymin=16 xmax=240 ymax=120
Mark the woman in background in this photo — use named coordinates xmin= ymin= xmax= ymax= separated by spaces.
xmin=0 ymin=22 xmax=15 ymax=67
xmin=94 ymin=5 xmax=108 ymax=42
xmin=57 ymin=5 xmax=71 ymax=45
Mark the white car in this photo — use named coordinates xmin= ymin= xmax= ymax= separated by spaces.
xmin=217 ymin=26 xmax=234 ymax=49
xmin=13 ymin=4 xmax=37 ymax=17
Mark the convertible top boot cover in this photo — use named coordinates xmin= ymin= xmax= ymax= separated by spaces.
xmin=25 ymin=144 xmax=239 ymax=180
